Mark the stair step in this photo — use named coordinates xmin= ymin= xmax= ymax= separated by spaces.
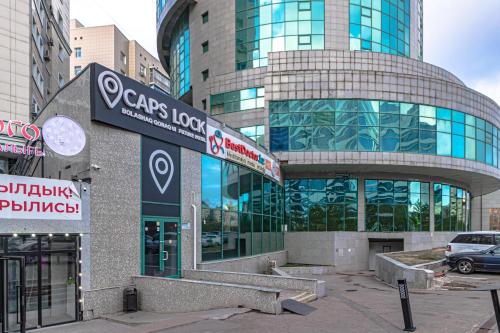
xmin=290 ymin=292 xmax=317 ymax=303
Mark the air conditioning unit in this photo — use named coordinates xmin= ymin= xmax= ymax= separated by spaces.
xmin=43 ymin=49 xmax=50 ymax=61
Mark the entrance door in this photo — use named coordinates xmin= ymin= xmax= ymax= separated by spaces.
xmin=0 ymin=257 xmax=26 ymax=333
xmin=143 ymin=219 xmax=180 ymax=278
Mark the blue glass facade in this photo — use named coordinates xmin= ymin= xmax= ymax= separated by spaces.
xmin=236 ymin=0 xmax=325 ymax=70
xmin=285 ymin=178 xmax=358 ymax=232
xmin=434 ymin=184 xmax=471 ymax=232
xmin=270 ymin=99 xmax=500 ymax=169
xmin=211 ymin=87 xmax=265 ymax=115
xmin=366 ymin=179 xmax=430 ymax=232
xmin=201 ymin=155 xmax=285 ymax=262
xmin=349 ymin=0 xmax=411 ymax=57
xmin=169 ymin=11 xmax=190 ymax=98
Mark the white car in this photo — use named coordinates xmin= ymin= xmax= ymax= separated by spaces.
xmin=446 ymin=232 xmax=500 ymax=257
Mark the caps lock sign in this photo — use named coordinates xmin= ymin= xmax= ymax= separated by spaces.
xmin=207 ymin=125 xmax=281 ymax=182
xmin=90 ymin=63 xmax=207 ymax=153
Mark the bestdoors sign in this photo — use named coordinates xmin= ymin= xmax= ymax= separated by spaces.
xmin=0 ymin=174 xmax=82 ymax=220
xmin=207 ymin=125 xmax=281 ymax=182
xmin=91 ymin=63 xmax=207 ymax=153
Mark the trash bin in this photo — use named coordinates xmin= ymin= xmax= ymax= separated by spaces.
xmin=123 ymin=287 xmax=138 ymax=313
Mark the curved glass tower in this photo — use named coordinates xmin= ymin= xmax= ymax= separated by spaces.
xmin=157 ymin=0 xmax=500 ymax=270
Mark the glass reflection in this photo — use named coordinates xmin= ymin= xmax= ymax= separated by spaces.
xmin=270 ymin=99 xmax=500 ymax=170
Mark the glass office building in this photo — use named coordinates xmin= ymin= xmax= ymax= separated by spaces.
xmin=157 ymin=0 xmax=500 ymax=271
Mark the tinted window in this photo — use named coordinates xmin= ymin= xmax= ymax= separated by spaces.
xmin=451 ymin=234 xmax=473 ymax=243
xmin=495 ymin=236 xmax=500 ymax=245
xmin=479 ymin=235 xmax=494 ymax=245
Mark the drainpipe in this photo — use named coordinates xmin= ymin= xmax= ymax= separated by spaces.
xmin=192 ymin=204 xmax=197 ymax=270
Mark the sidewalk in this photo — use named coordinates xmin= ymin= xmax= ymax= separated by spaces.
xmin=33 ymin=308 xmax=252 ymax=333
xmin=33 ymin=272 xmax=499 ymax=333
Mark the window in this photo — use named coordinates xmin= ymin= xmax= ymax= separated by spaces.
xmin=74 ymin=66 xmax=82 ymax=76
xmin=201 ymin=155 xmax=284 ymax=261
xmin=58 ymin=73 xmax=64 ymax=88
xmin=479 ymin=235 xmax=494 ymax=245
xmin=202 ymin=11 xmax=209 ymax=23
xmin=1 ymin=235 xmax=79 ymax=328
xmin=202 ymin=41 xmax=209 ymax=53
xmin=120 ymin=51 xmax=127 ymax=65
xmin=434 ymin=183 xmax=470 ymax=232
xmin=491 ymin=209 xmax=500 ymax=231
xmin=202 ymin=69 xmax=209 ymax=82
xmin=31 ymin=97 xmax=40 ymax=115
xmin=285 ymin=178 xmax=358 ymax=232
xmin=58 ymin=45 xmax=65 ymax=61
xmin=202 ymin=99 xmax=207 ymax=111
xmin=169 ymin=11 xmax=190 ymax=98
xmin=269 ymin=98 xmax=500 ymax=170
xmin=238 ymin=125 xmax=265 ymax=146
xmin=235 ymin=0 xmax=325 ymax=70
xmin=32 ymin=57 xmax=44 ymax=93
xmin=365 ymin=180 xmax=430 ymax=232
xmin=211 ymin=87 xmax=265 ymax=115
xmin=32 ymin=18 xmax=44 ymax=56
xmin=349 ymin=0 xmax=411 ymax=57
xmin=74 ymin=47 xmax=82 ymax=58
xmin=139 ymin=64 xmax=146 ymax=77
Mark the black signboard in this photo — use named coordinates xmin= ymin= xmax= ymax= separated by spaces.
xmin=90 ymin=63 xmax=206 ymax=153
xmin=141 ymin=136 xmax=180 ymax=217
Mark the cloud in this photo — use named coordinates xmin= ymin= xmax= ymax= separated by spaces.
xmin=471 ymin=73 xmax=500 ymax=107
xmin=424 ymin=0 xmax=500 ymax=86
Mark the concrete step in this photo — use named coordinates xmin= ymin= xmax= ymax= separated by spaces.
xmin=290 ymin=291 xmax=317 ymax=303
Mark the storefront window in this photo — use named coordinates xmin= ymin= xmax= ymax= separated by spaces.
xmin=201 ymin=155 xmax=284 ymax=262
xmin=285 ymin=178 xmax=358 ymax=232
xmin=434 ymin=183 xmax=470 ymax=232
xmin=365 ymin=180 xmax=430 ymax=232
xmin=1 ymin=235 xmax=79 ymax=328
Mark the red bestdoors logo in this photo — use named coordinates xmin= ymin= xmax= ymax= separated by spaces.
xmin=208 ymin=129 xmax=225 ymax=155
xmin=224 ymin=138 xmax=262 ymax=163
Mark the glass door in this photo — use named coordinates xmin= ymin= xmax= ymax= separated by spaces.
xmin=143 ymin=219 xmax=180 ymax=278
xmin=0 ymin=257 xmax=26 ymax=333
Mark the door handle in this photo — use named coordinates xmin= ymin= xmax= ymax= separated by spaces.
xmin=163 ymin=251 xmax=168 ymax=261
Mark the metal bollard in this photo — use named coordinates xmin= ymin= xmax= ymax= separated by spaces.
xmin=397 ymin=279 xmax=416 ymax=332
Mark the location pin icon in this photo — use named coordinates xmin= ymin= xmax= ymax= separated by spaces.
xmin=98 ymin=70 xmax=124 ymax=109
xmin=149 ymin=150 xmax=174 ymax=194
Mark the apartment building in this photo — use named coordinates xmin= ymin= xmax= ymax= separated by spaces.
xmin=70 ymin=20 xmax=170 ymax=95
xmin=0 ymin=0 xmax=70 ymax=175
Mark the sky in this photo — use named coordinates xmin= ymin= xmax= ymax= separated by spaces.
xmin=70 ymin=0 xmax=500 ymax=105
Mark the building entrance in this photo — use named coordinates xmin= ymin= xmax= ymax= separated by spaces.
xmin=142 ymin=218 xmax=181 ymax=278
xmin=0 ymin=256 xmax=26 ymax=333
xmin=0 ymin=236 xmax=80 ymax=332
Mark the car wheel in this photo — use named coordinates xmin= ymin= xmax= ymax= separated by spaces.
xmin=457 ymin=259 xmax=474 ymax=274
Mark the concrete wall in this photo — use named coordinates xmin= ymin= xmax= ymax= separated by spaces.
xmin=375 ymin=253 xmax=434 ymax=289
xmin=285 ymin=232 xmax=456 ymax=272
xmin=133 ymin=276 xmax=281 ymax=314
xmin=198 ymin=251 xmax=287 ymax=274
xmin=184 ymin=269 xmax=325 ymax=297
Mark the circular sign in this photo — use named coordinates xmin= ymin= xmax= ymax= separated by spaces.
xmin=42 ymin=116 xmax=86 ymax=156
